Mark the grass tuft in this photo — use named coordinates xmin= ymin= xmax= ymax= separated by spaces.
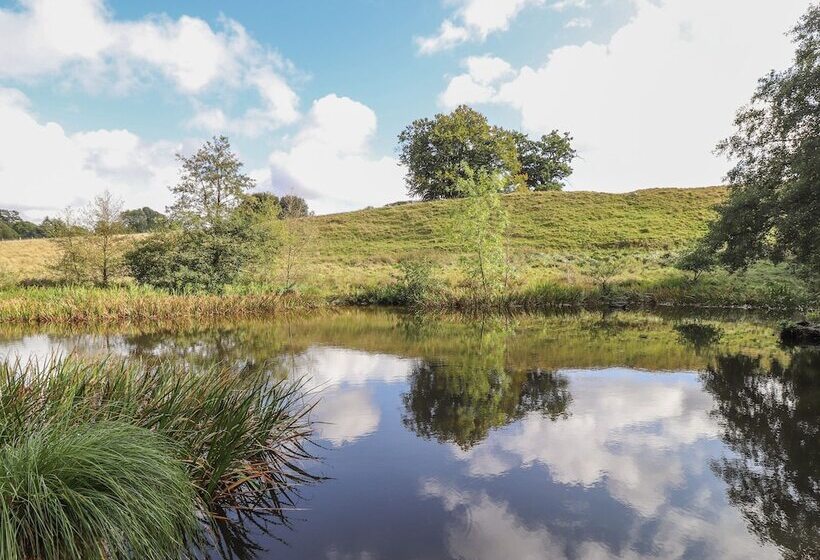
xmin=0 ymin=422 xmax=197 ymax=560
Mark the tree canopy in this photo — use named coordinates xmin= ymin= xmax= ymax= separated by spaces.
xmin=397 ymin=105 xmax=575 ymax=200
xmin=126 ymin=136 xmax=262 ymax=293
xmin=0 ymin=209 xmax=46 ymax=239
xmin=706 ymin=5 xmax=820 ymax=280
xmin=120 ymin=207 xmax=168 ymax=233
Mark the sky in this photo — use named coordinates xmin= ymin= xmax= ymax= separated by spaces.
xmin=0 ymin=0 xmax=813 ymax=219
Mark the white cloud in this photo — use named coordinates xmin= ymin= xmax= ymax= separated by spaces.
xmin=451 ymin=369 xmax=718 ymax=516
xmin=440 ymin=55 xmax=515 ymax=108
xmin=312 ymin=387 xmax=381 ymax=447
xmin=0 ymin=88 xmax=179 ymax=218
xmin=416 ymin=0 xmax=546 ymax=54
xmin=263 ymin=94 xmax=407 ymax=214
xmin=421 ymin=479 xmax=781 ymax=560
xmin=438 ymin=0 xmax=812 ymax=190
xmin=0 ymin=0 xmax=299 ymax=134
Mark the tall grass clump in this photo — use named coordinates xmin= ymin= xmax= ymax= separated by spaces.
xmin=0 ymin=422 xmax=197 ymax=560
xmin=0 ymin=355 xmax=317 ymax=555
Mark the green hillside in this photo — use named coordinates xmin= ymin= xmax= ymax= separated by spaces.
xmin=1 ymin=185 xmax=810 ymax=310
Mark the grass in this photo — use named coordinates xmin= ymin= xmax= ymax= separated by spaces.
xmin=0 ymin=355 xmax=317 ymax=556
xmin=0 ymin=187 xmax=815 ymax=320
xmin=0 ymin=422 xmax=197 ymax=560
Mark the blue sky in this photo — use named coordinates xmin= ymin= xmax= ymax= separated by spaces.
xmin=0 ymin=0 xmax=812 ymax=217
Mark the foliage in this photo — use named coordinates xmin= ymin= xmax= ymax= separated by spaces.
xmin=707 ymin=5 xmax=820 ymax=281
xmin=169 ymin=135 xmax=255 ymax=229
xmin=0 ymin=209 xmax=45 ymax=240
xmin=84 ymin=190 xmax=126 ymax=286
xmin=398 ymin=105 xmax=520 ymax=200
xmin=702 ymin=351 xmax=820 ymax=560
xmin=452 ymin=168 xmax=510 ymax=303
xmin=0 ymin=355 xmax=317 ymax=546
xmin=127 ymin=136 xmax=266 ymax=293
xmin=120 ymin=206 xmax=168 ymax=233
xmin=280 ymin=194 xmax=312 ymax=218
xmin=675 ymin=243 xmax=717 ymax=281
xmin=126 ymin=224 xmax=257 ymax=293
xmin=0 ymin=422 xmax=197 ymax=560
xmin=510 ymin=130 xmax=576 ymax=191
xmin=51 ymin=208 xmax=93 ymax=284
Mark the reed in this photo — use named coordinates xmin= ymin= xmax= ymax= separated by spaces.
xmin=0 ymin=355 xmax=317 ymax=556
xmin=0 ymin=285 xmax=320 ymax=325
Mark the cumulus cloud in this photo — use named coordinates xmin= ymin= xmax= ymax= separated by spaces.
xmin=0 ymin=87 xmax=179 ymax=218
xmin=312 ymin=387 xmax=381 ymax=447
xmin=421 ymin=478 xmax=781 ymax=560
xmin=0 ymin=0 xmax=299 ymax=134
xmin=439 ymin=55 xmax=515 ymax=108
xmin=417 ymin=0 xmax=592 ymax=53
xmin=451 ymin=369 xmax=718 ymax=516
xmin=261 ymin=94 xmax=407 ymax=214
xmin=438 ymin=0 xmax=812 ymax=190
xmin=416 ymin=0 xmax=547 ymax=54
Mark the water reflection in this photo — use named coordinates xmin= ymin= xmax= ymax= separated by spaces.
xmin=702 ymin=349 xmax=820 ymax=560
xmin=0 ymin=310 xmax=817 ymax=559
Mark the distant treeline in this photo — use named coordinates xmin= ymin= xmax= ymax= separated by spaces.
xmin=0 ymin=194 xmax=310 ymax=241
xmin=0 ymin=207 xmax=168 ymax=240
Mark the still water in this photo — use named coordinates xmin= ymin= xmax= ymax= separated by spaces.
xmin=0 ymin=309 xmax=817 ymax=559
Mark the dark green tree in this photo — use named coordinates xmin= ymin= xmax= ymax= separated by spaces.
xmin=126 ymin=137 xmax=261 ymax=293
xmin=707 ymin=5 xmax=820 ymax=279
xmin=120 ymin=207 xmax=168 ymax=233
xmin=0 ymin=209 xmax=45 ymax=239
xmin=398 ymin=105 xmax=520 ymax=200
xmin=278 ymin=195 xmax=311 ymax=218
xmin=510 ymin=130 xmax=576 ymax=191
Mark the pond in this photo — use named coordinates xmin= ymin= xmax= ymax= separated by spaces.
xmin=0 ymin=309 xmax=817 ymax=560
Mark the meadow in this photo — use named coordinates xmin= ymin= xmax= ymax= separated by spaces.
xmin=0 ymin=187 xmax=814 ymax=323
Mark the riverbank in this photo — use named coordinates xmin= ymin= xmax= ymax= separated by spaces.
xmin=0 ymin=278 xmax=815 ymax=325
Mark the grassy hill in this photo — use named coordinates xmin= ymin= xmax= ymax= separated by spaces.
xmin=0 ymin=186 xmax=810 ymax=310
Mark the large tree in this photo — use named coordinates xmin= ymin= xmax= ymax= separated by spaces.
xmin=120 ymin=207 xmax=168 ymax=233
xmin=706 ymin=5 xmax=820 ymax=279
xmin=397 ymin=105 xmax=520 ymax=200
xmin=510 ymin=130 xmax=576 ymax=191
xmin=126 ymin=137 xmax=262 ymax=293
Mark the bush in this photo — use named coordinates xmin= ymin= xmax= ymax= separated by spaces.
xmin=0 ymin=422 xmax=196 ymax=560
xmin=126 ymin=226 xmax=255 ymax=293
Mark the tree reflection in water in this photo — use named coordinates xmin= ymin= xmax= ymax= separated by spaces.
xmin=702 ymin=349 xmax=820 ymax=560
xmin=401 ymin=319 xmax=571 ymax=449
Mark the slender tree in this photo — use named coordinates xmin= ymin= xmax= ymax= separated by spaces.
xmin=85 ymin=190 xmax=125 ymax=287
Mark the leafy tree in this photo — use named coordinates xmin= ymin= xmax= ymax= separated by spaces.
xmin=510 ymin=130 xmax=576 ymax=191
xmin=84 ymin=190 xmax=125 ymax=286
xmin=168 ymin=135 xmax=254 ymax=229
xmin=0 ymin=221 xmax=16 ymax=240
xmin=702 ymin=351 xmax=819 ymax=560
xmin=239 ymin=193 xmax=280 ymax=215
xmin=120 ymin=207 xmax=168 ymax=233
xmin=398 ymin=105 xmax=520 ymax=200
xmin=452 ymin=167 xmax=511 ymax=303
xmin=126 ymin=136 xmax=261 ymax=293
xmin=279 ymin=194 xmax=311 ymax=218
xmin=706 ymin=5 xmax=820 ymax=280
xmin=675 ymin=244 xmax=717 ymax=282
xmin=52 ymin=208 xmax=93 ymax=284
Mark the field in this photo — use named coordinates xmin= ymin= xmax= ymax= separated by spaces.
xmin=0 ymin=187 xmax=813 ymax=320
